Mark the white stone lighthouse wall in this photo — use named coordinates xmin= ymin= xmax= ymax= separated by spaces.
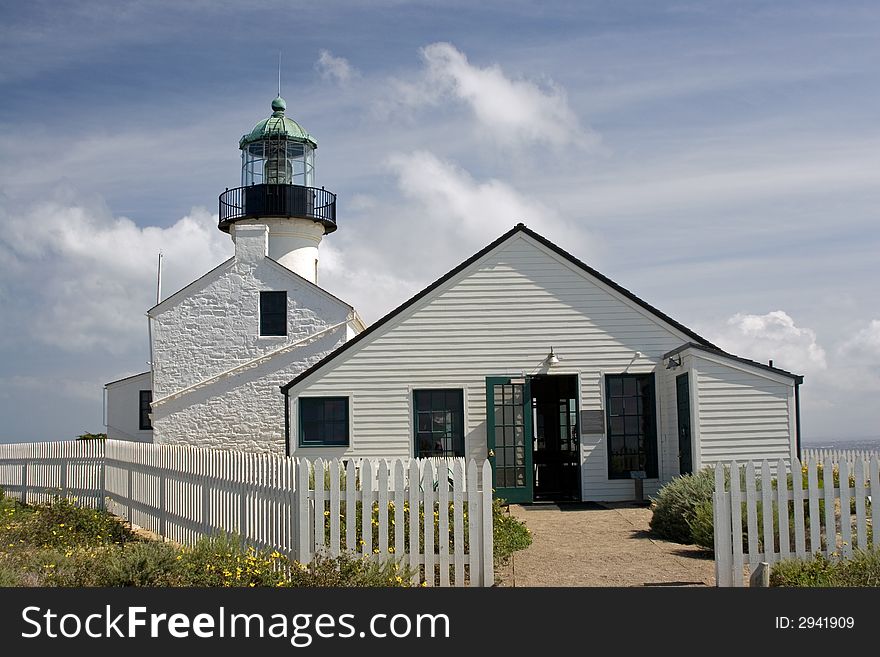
xmin=151 ymin=329 xmax=346 ymax=452
xmin=149 ymin=224 xmax=352 ymax=451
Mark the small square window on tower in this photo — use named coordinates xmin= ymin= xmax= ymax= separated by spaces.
xmin=139 ymin=390 xmax=153 ymax=431
xmin=260 ymin=291 xmax=287 ymax=336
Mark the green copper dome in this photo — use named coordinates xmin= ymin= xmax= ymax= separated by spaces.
xmin=239 ymin=96 xmax=317 ymax=149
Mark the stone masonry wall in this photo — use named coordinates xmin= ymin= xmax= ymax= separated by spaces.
xmin=149 ymin=225 xmax=351 ymax=451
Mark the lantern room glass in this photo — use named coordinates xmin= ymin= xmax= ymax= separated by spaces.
xmin=241 ymin=139 xmax=315 ymax=187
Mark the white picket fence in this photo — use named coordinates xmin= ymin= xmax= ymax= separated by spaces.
xmin=0 ymin=440 xmax=105 ymax=508
xmin=801 ymin=447 xmax=880 ymax=464
xmin=0 ymin=439 xmax=494 ymax=587
xmin=713 ymin=456 xmax=879 ymax=587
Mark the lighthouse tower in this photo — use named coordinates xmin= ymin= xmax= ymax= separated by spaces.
xmin=218 ymin=96 xmax=336 ymax=284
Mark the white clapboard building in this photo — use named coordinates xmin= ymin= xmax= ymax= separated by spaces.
xmin=106 ymin=96 xmax=803 ymax=502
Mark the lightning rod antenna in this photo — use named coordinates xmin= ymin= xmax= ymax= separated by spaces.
xmin=156 ymin=251 xmax=163 ymax=305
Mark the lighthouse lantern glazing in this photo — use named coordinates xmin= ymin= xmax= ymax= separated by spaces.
xmin=219 ymin=96 xmax=337 ymax=283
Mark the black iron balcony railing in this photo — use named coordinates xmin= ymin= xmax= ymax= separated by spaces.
xmin=218 ymin=184 xmax=337 ymax=233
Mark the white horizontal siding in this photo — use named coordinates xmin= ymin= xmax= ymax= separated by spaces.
xmin=694 ymin=356 xmax=794 ymax=467
xmin=289 ymin=233 xmax=699 ymax=500
xmin=105 ymin=372 xmax=153 ymax=443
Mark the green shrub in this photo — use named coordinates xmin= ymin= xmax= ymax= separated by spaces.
xmin=771 ymin=547 xmax=880 ymax=587
xmin=688 ymin=499 xmax=715 ymax=549
xmin=492 ymin=499 xmax=531 ymax=566
xmin=0 ymin=558 xmax=22 ymax=586
xmin=5 ymin=497 xmax=134 ymax=551
xmin=164 ymin=533 xmax=289 ymax=588
xmin=287 ymin=551 xmax=416 ymax=587
xmin=649 ymin=468 xmax=716 ymax=544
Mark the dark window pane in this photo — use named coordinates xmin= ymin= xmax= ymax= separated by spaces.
xmin=139 ymin=390 xmax=152 ymax=430
xmin=413 ymin=389 xmax=464 ymax=458
xmin=609 ymin=378 xmax=623 ymax=396
xmin=299 ymin=397 xmax=349 ymax=446
xmin=418 ymin=412 xmax=432 ymax=432
xmin=260 ymin=291 xmax=287 ymax=336
xmin=605 ymin=375 xmax=657 ymax=479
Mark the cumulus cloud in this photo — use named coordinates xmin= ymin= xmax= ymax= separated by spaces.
xmin=710 ymin=310 xmax=827 ymax=375
xmin=839 ymin=320 xmax=880 ymax=360
xmin=0 ymin=199 xmax=233 ymax=354
xmin=391 ymin=42 xmax=593 ymax=149
xmin=316 ymin=150 xmax=593 ymax=325
xmin=316 ymin=49 xmax=355 ymax=84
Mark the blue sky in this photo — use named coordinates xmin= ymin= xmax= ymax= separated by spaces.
xmin=1 ymin=0 xmax=879 ymax=443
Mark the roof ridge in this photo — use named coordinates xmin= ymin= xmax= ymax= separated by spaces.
xmin=281 ymin=223 xmax=718 ymax=393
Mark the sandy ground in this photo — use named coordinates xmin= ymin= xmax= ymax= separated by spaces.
xmin=496 ymin=502 xmax=716 ymax=587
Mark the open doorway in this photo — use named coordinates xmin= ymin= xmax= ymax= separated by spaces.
xmin=531 ymin=374 xmax=580 ymax=501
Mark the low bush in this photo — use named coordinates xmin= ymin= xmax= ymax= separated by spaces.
xmin=649 ymin=468 xmax=716 ymax=545
xmin=771 ymin=547 xmax=880 ymax=587
xmin=165 ymin=533 xmax=290 ymax=588
xmin=492 ymin=499 xmax=532 ymax=566
xmin=287 ymin=551 xmax=416 ymax=587
xmin=3 ymin=496 xmax=134 ymax=551
xmin=0 ymin=558 xmax=22 ymax=586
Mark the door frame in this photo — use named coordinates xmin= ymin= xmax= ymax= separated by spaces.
xmin=486 ymin=376 xmax=534 ymax=503
xmin=530 ymin=373 xmax=582 ymax=501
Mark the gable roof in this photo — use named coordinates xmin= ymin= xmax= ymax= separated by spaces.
xmin=282 ymin=223 xmax=719 ymax=393
xmin=104 ymin=370 xmax=150 ymax=387
xmin=148 ymin=254 xmax=353 ymax=317
xmin=663 ymin=342 xmax=803 ymax=383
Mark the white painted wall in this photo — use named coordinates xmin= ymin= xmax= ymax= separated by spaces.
xmin=233 ymin=218 xmax=323 ymax=284
xmin=105 ymin=372 xmax=153 ymax=443
xmin=149 ymin=223 xmax=354 ymax=453
xmin=286 ymin=232 xmax=701 ymax=501
xmin=690 ymin=351 xmax=796 ymax=467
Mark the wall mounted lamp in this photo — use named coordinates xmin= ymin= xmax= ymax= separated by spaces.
xmin=666 ymin=355 xmax=682 ymax=369
xmin=546 ymin=347 xmax=560 ymax=366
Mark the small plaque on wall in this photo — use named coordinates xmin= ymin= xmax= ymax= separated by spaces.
xmin=580 ymin=410 xmax=605 ymax=433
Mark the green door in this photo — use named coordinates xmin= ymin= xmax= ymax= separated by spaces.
xmin=676 ymin=373 xmax=693 ymax=475
xmin=486 ymin=376 xmax=533 ymax=503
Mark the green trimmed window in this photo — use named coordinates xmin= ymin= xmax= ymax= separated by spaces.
xmin=605 ymin=374 xmax=657 ymax=479
xmin=299 ymin=397 xmax=349 ymax=447
xmin=260 ymin=291 xmax=287 ymax=336
xmin=414 ymin=389 xmax=464 ymax=458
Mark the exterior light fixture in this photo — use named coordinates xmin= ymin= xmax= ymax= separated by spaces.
xmin=666 ymin=355 xmax=682 ymax=369
xmin=547 ymin=347 xmax=560 ymax=366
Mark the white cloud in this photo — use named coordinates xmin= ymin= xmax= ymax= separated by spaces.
xmin=391 ymin=42 xmax=593 ymax=149
xmin=711 ymin=310 xmax=827 ymax=375
xmin=0 ymin=199 xmax=233 ymax=354
xmin=839 ymin=319 xmax=880 ymax=360
xmin=317 ymin=150 xmax=594 ymax=324
xmin=316 ymin=49 xmax=355 ymax=84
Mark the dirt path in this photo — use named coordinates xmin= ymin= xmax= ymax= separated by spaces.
xmin=497 ymin=502 xmax=715 ymax=587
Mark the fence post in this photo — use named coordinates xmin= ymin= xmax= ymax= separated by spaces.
xmin=713 ymin=462 xmax=732 ymax=587
xmin=296 ymin=458 xmax=311 ymax=564
xmin=481 ymin=460 xmax=494 ymax=588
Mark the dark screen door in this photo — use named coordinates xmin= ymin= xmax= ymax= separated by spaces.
xmin=676 ymin=373 xmax=693 ymax=475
